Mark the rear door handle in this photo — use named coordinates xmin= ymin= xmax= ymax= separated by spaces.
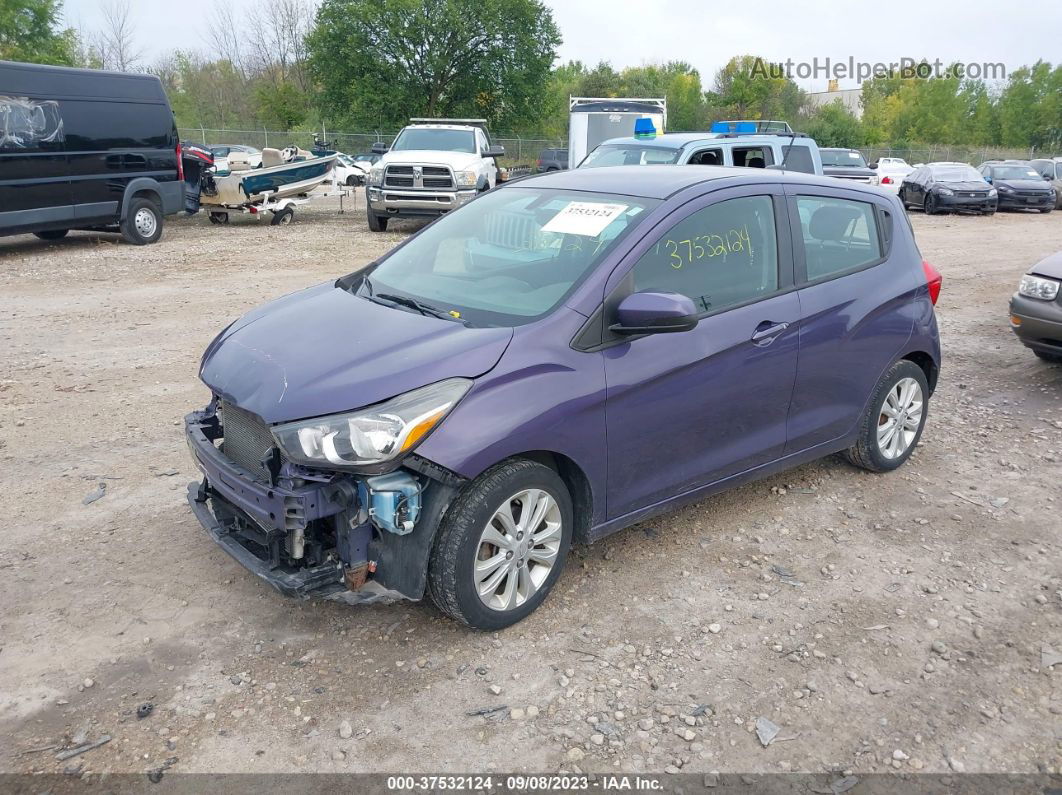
xmin=751 ymin=321 xmax=790 ymax=343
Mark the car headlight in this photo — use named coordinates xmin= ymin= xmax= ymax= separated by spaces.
xmin=272 ymin=378 xmax=471 ymax=469
xmin=997 ymin=185 xmax=1013 ymax=193
xmin=1019 ymin=274 xmax=1060 ymax=301
xmin=934 ymin=187 xmax=954 ymax=196
xmin=454 ymin=170 xmax=478 ymax=188
xmin=988 ymin=188 xmax=997 ymax=197
xmin=367 ymin=166 xmax=384 ymax=186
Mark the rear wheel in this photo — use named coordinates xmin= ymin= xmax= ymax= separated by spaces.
xmin=208 ymin=211 xmax=229 ymax=225
xmin=428 ymin=459 xmax=572 ymax=630
xmin=34 ymin=229 xmax=68 ymax=240
xmin=366 ymin=206 xmax=388 ymax=232
xmin=120 ymin=197 xmax=163 ymax=245
xmin=845 ymin=360 xmax=929 ymax=473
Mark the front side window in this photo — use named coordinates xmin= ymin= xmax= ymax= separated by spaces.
xmin=363 ymin=187 xmax=658 ymax=326
xmin=781 ymin=144 xmax=816 ymax=174
xmin=795 ymin=196 xmax=882 ymax=281
xmin=631 ymin=195 xmax=779 ymax=314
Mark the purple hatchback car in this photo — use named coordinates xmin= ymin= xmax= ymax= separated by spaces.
xmin=185 ymin=166 xmax=942 ymax=629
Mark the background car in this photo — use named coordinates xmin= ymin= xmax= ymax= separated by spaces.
xmin=1030 ymin=157 xmax=1062 ymax=208
xmin=871 ymin=156 xmax=914 ymax=193
xmin=978 ymin=161 xmax=1055 ymax=213
xmin=1010 ymin=251 xmax=1062 ymax=362
xmin=899 ymin=162 xmax=997 ymax=215
xmin=535 ymin=148 xmax=569 ymax=172
xmin=334 ymin=152 xmax=373 ymax=186
xmin=820 ymin=148 xmax=878 ymax=184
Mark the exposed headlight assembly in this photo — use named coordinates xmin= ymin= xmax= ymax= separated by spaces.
xmin=997 ymin=185 xmax=1014 ymax=193
xmin=934 ymin=187 xmax=954 ymax=196
xmin=988 ymin=188 xmax=998 ymax=197
xmin=272 ymin=378 xmax=471 ymax=469
xmin=1019 ymin=274 xmax=1060 ymax=301
xmin=454 ymin=170 xmax=478 ymax=188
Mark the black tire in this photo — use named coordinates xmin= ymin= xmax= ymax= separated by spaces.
xmin=984 ymin=209 xmax=996 ymax=216
xmin=345 ymin=175 xmax=358 ymax=187
xmin=898 ymin=189 xmax=907 ymax=209
xmin=427 ymin=459 xmax=573 ymax=630
xmin=1034 ymin=350 xmax=1062 ymax=363
xmin=270 ymin=207 xmax=294 ymax=226
xmin=120 ymin=196 xmax=163 ymax=245
xmin=844 ymin=360 xmax=930 ymax=473
xmin=366 ymin=206 xmax=388 ymax=232
xmin=34 ymin=229 xmax=68 ymax=241
xmin=924 ymin=194 xmax=942 ymax=215
xmin=208 ymin=212 xmax=229 ymax=225
xmin=1040 ymin=206 xmax=1053 ymax=214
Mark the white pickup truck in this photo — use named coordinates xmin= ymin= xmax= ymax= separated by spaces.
xmin=365 ymin=119 xmax=505 ymax=231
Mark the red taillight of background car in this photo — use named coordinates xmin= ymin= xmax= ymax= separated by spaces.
xmin=881 ymin=176 xmax=893 ymax=184
xmin=923 ymin=260 xmax=942 ymax=305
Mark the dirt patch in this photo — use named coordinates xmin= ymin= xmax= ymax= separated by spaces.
xmin=1 ymin=198 xmax=1059 ymax=777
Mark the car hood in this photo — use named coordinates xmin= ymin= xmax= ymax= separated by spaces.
xmin=380 ymin=150 xmax=481 ymax=170
xmin=1030 ymin=251 xmax=1062 ymax=280
xmin=199 ymin=282 xmax=514 ymax=424
xmin=997 ymin=179 xmax=1053 ymax=191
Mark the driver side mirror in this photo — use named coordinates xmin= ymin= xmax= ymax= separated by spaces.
xmin=484 ymin=144 xmax=505 ymax=158
xmin=1045 ymin=174 xmax=1053 ymax=181
xmin=869 ymin=162 xmax=878 ymax=169
xmin=611 ymin=291 xmax=699 ymax=335
xmin=371 ymin=142 xmax=389 ymax=155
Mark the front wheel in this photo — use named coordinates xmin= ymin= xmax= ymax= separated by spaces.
xmin=924 ymin=194 xmax=942 ymax=215
xmin=1040 ymin=206 xmax=1053 ymax=214
xmin=120 ymin=197 xmax=163 ymax=244
xmin=428 ymin=459 xmax=572 ymax=630
xmin=366 ymin=206 xmax=388 ymax=232
xmin=845 ymin=360 xmax=930 ymax=473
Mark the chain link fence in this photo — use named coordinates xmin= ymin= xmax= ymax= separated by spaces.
xmin=860 ymin=145 xmax=1047 ymax=166
xmin=178 ymin=128 xmax=565 ymax=166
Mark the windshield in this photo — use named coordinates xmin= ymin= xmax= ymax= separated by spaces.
xmin=391 ymin=128 xmax=476 ymax=153
xmin=362 ymin=187 xmax=658 ymax=326
xmin=580 ymin=144 xmax=680 ymax=168
xmin=991 ymin=166 xmax=1042 ymax=180
xmin=931 ymin=165 xmax=984 ymax=182
xmin=821 ymin=150 xmax=867 ymax=167
xmin=355 ymin=154 xmax=376 ymax=162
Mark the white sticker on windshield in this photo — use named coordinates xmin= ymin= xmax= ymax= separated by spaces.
xmin=542 ymin=201 xmax=629 ymax=236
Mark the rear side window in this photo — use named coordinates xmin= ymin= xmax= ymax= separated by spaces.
xmin=632 ymin=195 xmax=779 ymax=314
xmin=60 ymin=100 xmax=174 ymax=150
xmin=732 ymin=146 xmax=774 ymax=168
xmin=795 ymin=196 xmax=882 ymax=282
xmin=781 ymin=145 xmax=815 ymax=174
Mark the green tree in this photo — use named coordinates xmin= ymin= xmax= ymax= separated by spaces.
xmin=802 ymin=100 xmax=865 ymax=147
xmin=998 ymin=61 xmax=1062 ymax=150
xmin=254 ymin=79 xmax=310 ymax=129
xmin=711 ymin=56 xmax=805 ymax=122
xmin=307 ymin=0 xmax=560 ymax=131
xmin=0 ymin=0 xmax=74 ymax=65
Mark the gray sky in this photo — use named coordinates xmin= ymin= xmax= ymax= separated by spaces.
xmin=62 ymin=0 xmax=1062 ymax=91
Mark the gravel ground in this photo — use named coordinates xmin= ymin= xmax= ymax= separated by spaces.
xmin=0 ymin=195 xmax=1060 ymax=780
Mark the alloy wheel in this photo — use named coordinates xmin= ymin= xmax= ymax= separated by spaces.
xmin=877 ymin=377 xmax=923 ymax=459
xmin=474 ymin=488 xmax=562 ymax=612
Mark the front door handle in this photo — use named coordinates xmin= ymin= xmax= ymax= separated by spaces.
xmin=751 ymin=321 xmax=790 ymax=344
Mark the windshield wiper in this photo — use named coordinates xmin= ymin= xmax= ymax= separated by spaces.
xmin=373 ymin=292 xmax=466 ymax=324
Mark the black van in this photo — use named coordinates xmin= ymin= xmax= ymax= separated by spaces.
xmin=0 ymin=60 xmax=183 ymax=245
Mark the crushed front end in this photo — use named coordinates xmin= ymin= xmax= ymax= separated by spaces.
xmin=185 ymin=398 xmax=461 ymax=603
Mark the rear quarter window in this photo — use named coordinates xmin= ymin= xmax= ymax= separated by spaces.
xmin=781 ymin=145 xmax=816 ymax=174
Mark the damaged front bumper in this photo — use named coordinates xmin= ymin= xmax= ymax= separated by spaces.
xmin=184 ymin=403 xmax=461 ymax=604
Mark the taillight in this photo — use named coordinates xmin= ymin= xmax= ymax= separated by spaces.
xmin=176 ymin=140 xmax=184 ymax=181
xmin=881 ymin=176 xmax=892 ymax=184
xmin=922 ymin=260 xmax=942 ymax=305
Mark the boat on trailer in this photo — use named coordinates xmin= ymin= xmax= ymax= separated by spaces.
xmin=199 ymin=146 xmax=345 ymax=225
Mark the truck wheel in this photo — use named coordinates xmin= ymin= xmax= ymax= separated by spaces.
xmin=427 ymin=459 xmax=572 ymax=630
xmin=844 ymin=360 xmax=929 ymax=473
xmin=34 ymin=229 xmax=69 ymax=240
xmin=367 ymin=207 xmax=388 ymax=232
xmin=209 ymin=212 xmax=229 ymax=225
xmin=120 ymin=197 xmax=163 ymax=245
xmin=270 ymin=207 xmax=294 ymax=226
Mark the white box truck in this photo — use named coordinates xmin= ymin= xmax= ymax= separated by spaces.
xmin=567 ymin=97 xmax=667 ymax=169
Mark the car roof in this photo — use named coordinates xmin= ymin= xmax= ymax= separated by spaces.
xmin=511 ymin=165 xmax=881 ymax=200
xmin=820 ymin=147 xmax=859 ymax=152
xmin=598 ymin=132 xmax=812 ymax=151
